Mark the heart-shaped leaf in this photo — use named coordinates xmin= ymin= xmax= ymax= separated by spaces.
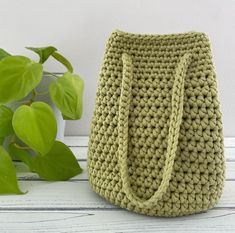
xmin=12 ymin=102 xmax=57 ymax=155
xmin=0 ymin=56 xmax=43 ymax=104
xmin=34 ymin=141 xmax=82 ymax=181
xmin=0 ymin=146 xmax=24 ymax=194
xmin=51 ymin=52 xmax=73 ymax=73
xmin=0 ymin=49 xmax=11 ymax=60
xmin=49 ymin=72 xmax=84 ymax=120
xmin=8 ymin=143 xmax=34 ymax=172
xmin=26 ymin=46 xmax=57 ymax=64
xmin=0 ymin=105 xmax=14 ymax=137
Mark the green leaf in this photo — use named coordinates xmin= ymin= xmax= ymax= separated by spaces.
xmin=0 ymin=49 xmax=11 ymax=60
xmin=0 ymin=56 xmax=43 ymax=104
xmin=0 ymin=137 xmax=4 ymax=145
xmin=26 ymin=46 xmax=57 ymax=64
xmin=8 ymin=143 xmax=34 ymax=172
xmin=0 ymin=105 xmax=14 ymax=137
xmin=49 ymin=72 xmax=84 ymax=120
xmin=12 ymin=102 xmax=57 ymax=155
xmin=52 ymin=51 xmax=73 ymax=73
xmin=0 ymin=146 xmax=24 ymax=194
xmin=34 ymin=141 xmax=82 ymax=181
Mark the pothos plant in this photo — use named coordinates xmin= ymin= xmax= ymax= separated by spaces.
xmin=0 ymin=46 xmax=84 ymax=195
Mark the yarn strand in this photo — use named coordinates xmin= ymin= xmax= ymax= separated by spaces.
xmin=118 ymin=52 xmax=192 ymax=209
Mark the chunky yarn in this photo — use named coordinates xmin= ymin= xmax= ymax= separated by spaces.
xmin=88 ymin=30 xmax=225 ymax=217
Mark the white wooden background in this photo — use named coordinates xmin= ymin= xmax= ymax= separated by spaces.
xmin=0 ymin=136 xmax=234 ymax=232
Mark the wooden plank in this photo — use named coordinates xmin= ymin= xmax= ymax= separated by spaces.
xmin=15 ymin=160 xmax=235 ymax=181
xmin=64 ymin=136 xmax=89 ymax=147
xmin=0 ymin=209 xmax=234 ymax=232
xmin=68 ymin=147 xmax=235 ymax=161
xmin=15 ymin=161 xmax=88 ymax=181
xmin=224 ymin=137 xmax=235 ymax=148
xmin=70 ymin=146 xmax=88 ymax=160
xmin=224 ymin=148 xmax=235 ymax=161
xmin=12 ymin=136 xmax=230 ymax=161
xmin=64 ymin=136 xmax=235 ymax=148
xmin=0 ymin=181 xmax=114 ymax=210
xmin=226 ymin=162 xmax=235 ymax=180
xmin=0 ymin=180 xmax=234 ymax=210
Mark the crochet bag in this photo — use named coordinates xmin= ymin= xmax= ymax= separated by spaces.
xmin=87 ymin=30 xmax=225 ymax=217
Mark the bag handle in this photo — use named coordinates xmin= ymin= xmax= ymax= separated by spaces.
xmin=118 ymin=52 xmax=192 ymax=209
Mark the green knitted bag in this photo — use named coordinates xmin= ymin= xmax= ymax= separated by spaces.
xmin=87 ymin=30 xmax=225 ymax=217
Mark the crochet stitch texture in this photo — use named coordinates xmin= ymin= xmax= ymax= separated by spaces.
xmin=88 ymin=30 xmax=225 ymax=217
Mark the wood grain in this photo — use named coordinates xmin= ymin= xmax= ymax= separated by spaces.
xmin=0 ymin=180 xmax=233 ymax=210
xmin=0 ymin=209 xmax=234 ymax=233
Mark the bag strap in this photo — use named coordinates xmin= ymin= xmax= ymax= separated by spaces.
xmin=118 ymin=52 xmax=192 ymax=209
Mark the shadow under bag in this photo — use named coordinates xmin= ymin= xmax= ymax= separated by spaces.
xmin=87 ymin=30 xmax=225 ymax=217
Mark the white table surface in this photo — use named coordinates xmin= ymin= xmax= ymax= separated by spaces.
xmin=0 ymin=136 xmax=234 ymax=233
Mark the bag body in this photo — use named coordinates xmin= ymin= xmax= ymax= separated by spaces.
xmin=87 ymin=30 xmax=225 ymax=217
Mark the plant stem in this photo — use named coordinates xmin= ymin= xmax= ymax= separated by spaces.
xmin=34 ymin=88 xmax=49 ymax=96
xmin=15 ymin=100 xmax=32 ymax=104
xmin=9 ymin=135 xmax=16 ymax=144
xmin=25 ymin=89 xmax=37 ymax=105
xmin=43 ymin=71 xmax=59 ymax=78
xmin=13 ymin=143 xmax=31 ymax=150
